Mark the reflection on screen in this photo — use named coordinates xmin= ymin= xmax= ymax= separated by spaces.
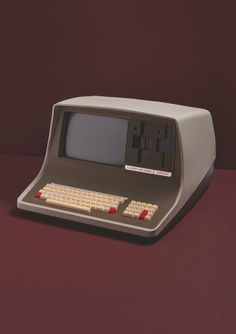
xmin=65 ymin=113 xmax=128 ymax=166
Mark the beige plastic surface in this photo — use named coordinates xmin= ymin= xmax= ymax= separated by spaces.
xmin=17 ymin=96 xmax=216 ymax=237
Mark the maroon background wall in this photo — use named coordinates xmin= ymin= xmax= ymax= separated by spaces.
xmin=1 ymin=0 xmax=235 ymax=169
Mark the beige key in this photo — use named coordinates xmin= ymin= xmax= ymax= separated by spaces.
xmin=123 ymin=211 xmax=134 ymax=218
xmin=122 ymin=212 xmax=133 ymax=219
xmin=144 ymin=214 xmax=152 ymax=221
xmin=46 ymin=198 xmax=91 ymax=213
xmin=94 ymin=205 xmax=109 ymax=212
xmin=94 ymin=204 xmax=114 ymax=212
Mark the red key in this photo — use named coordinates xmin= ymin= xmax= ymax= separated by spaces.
xmin=35 ymin=191 xmax=42 ymax=198
xmin=109 ymin=207 xmax=116 ymax=214
xmin=139 ymin=209 xmax=148 ymax=220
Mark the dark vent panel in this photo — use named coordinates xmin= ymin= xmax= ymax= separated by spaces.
xmin=125 ymin=118 xmax=176 ymax=172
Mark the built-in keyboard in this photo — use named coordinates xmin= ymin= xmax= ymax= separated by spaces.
xmin=35 ymin=183 xmax=158 ymax=221
xmin=35 ymin=183 xmax=127 ymax=213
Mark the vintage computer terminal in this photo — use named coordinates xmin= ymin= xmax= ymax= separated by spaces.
xmin=17 ymin=96 xmax=216 ymax=238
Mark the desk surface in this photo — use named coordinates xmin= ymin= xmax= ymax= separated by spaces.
xmin=0 ymin=154 xmax=236 ymax=334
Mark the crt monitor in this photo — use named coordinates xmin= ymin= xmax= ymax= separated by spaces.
xmin=17 ymin=96 xmax=216 ymax=238
xmin=65 ymin=113 xmax=128 ymax=165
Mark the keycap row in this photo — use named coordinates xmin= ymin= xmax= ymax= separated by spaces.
xmin=42 ymin=183 xmax=127 ymax=203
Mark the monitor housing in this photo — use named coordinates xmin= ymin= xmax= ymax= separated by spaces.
xmin=17 ymin=96 xmax=216 ymax=238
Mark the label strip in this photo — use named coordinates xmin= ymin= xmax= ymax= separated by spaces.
xmin=125 ymin=165 xmax=172 ymax=177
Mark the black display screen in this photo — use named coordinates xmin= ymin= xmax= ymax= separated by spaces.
xmin=64 ymin=113 xmax=128 ymax=166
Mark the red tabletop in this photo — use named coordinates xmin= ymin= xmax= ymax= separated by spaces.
xmin=0 ymin=155 xmax=236 ymax=334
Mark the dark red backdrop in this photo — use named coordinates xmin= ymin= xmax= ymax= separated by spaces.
xmin=1 ymin=0 xmax=235 ymax=169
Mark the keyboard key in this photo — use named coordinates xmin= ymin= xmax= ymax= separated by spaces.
xmin=35 ymin=191 xmax=42 ymax=198
xmin=139 ymin=209 xmax=148 ymax=220
xmin=108 ymin=207 xmax=117 ymax=214
xmin=46 ymin=198 xmax=91 ymax=212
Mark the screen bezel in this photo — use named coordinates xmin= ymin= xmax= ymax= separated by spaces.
xmin=58 ymin=109 xmax=130 ymax=169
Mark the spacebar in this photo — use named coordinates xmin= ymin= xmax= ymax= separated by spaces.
xmin=46 ymin=198 xmax=91 ymax=213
